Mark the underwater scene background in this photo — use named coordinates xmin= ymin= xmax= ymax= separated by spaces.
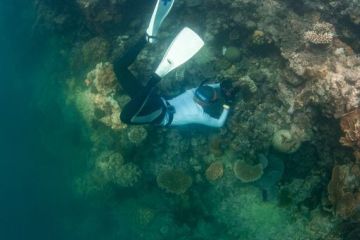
xmin=2 ymin=0 xmax=360 ymax=239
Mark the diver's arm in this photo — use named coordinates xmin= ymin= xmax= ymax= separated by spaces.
xmin=201 ymin=105 xmax=230 ymax=128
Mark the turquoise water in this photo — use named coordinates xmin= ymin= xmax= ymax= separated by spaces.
xmin=3 ymin=0 xmax=360 ymax=240
xmin=1 ymin=1 xmax=91 ymax=239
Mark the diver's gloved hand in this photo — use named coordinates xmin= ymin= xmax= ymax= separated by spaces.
xmin=220 ymin=80 xmax=239 ymax=105
xmin=146 ymin=0 xmax=175 ymax=43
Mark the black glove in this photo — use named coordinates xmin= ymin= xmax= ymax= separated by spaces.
xmin=220 ymin=80 xmax=239 ymax=105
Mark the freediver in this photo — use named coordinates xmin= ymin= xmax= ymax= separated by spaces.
xmin=113 ymin=0 xmax=239 ymax=127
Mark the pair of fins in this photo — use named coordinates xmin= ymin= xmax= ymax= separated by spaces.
xmin=146 ymin=0 xmax=204 ymax=78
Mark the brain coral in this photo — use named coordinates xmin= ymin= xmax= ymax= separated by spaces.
xmin=156 ymin=169 xmax=193 ymax=194
xmin=234 ymin=160 xmax=264 ymax=183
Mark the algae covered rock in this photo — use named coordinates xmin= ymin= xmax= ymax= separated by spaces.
xmin=272 ymin=129 xmax=301 ymax=154
xmin=157 ymin=169 xmax=193 ymax=194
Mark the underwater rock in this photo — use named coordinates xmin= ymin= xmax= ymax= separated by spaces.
xmin=87 ymin=62 xmax=117 ymax=95
xmin=253 ymin=154 xmax=284 ymax=202
xmin=328 ymin=162 xmax=360 ymax=219
xmin=72 ymin=63 xmax=125 ymax=130
xmin=238 ymin=75 xmax=257 ymax=93
xmin=339 ymin=108 xmax=360 ymax=150
xmin=214 ymin=186 xmax=311 ymax=239
xmin=76 ymin=0 xmax=124 ymax=34
xmin=127 ymin=126 xmax=148 ymax=144
xmin=81 ymin=37 xmax=110 ymax=68
xmin=156 ymin=169 xmax=193 ymax=195
xmin=272 ymin=129 xmax=301 ymax=154
xmin=92 ymin=94 xmax=123 ymax=130
xmin=251 ymin=30 xmax=272 ymax=46
xmin=223 ymin=46 xmax=242 ymax=62
xmin=185 ymin=0 xmax=203 ymax=7
xmin=283 ymin=31 xmax=360 ymax=117
xmin=205 ymin=161 xmax=224 ymax=182
xmin=233 ymin=160 xmax=264 ymax=183
xmin=255 ymin=154 xmax=284 ymax=189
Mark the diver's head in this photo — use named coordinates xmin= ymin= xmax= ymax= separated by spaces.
xmin=194 ymin=85 xmax=218 ymax=106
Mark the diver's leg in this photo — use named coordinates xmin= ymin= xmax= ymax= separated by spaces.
xmin=113 ymin=35 xmax=147 ymax=98
xmin=120 ymin=75 xmax=164 ymax=125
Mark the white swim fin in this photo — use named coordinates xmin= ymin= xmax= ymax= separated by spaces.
xmin=146 ymin=0 xmax=175 ymax=43
xmin=155 ymin=27 xmax=205 ymax=78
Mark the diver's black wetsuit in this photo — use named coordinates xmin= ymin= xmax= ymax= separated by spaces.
xmin=113 ymin=36 xmax=171 ymax=125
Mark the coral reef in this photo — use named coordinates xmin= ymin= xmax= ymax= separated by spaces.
xmin=69 ymin=62 xmax=126 ymax=130
xmin=340 ymin=108 xmax=360 ymax=150
xmin=94 ymin=151 xmax=141 ymax=187
xmin=233 ymin=160 xmax=264 ymax=183
xmin=304 ymin=22 xmax=335 ymax=45
xmin=223 ymin=46 xmax=242 ymax=62
xmin=156 ymin=169 xmax=193 ymax=195
xmin=328 ymin=161 xmax=360 ymax=219
xmin=205 ymin=161 xmax=224 ymax=182
xmin=272 ymin=129 xmax=302 ymax=153
xmin=36 ymin=0 xmax=360 ymax=238
xmin=127 ymin=126 xmax=148 ymax=145
xmin=213 ymin=186 xmax=337 ymax=240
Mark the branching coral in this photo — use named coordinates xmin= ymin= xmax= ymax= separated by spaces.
xmin=304 ymin=22 xmax=335 ymax=45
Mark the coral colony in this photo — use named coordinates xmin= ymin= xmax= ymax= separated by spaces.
xmin=36 ymin=0 xmax=360 ymax=239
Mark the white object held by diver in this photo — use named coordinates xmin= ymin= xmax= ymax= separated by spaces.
xmin=155 ymin=27 xmax=205 ymax=78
